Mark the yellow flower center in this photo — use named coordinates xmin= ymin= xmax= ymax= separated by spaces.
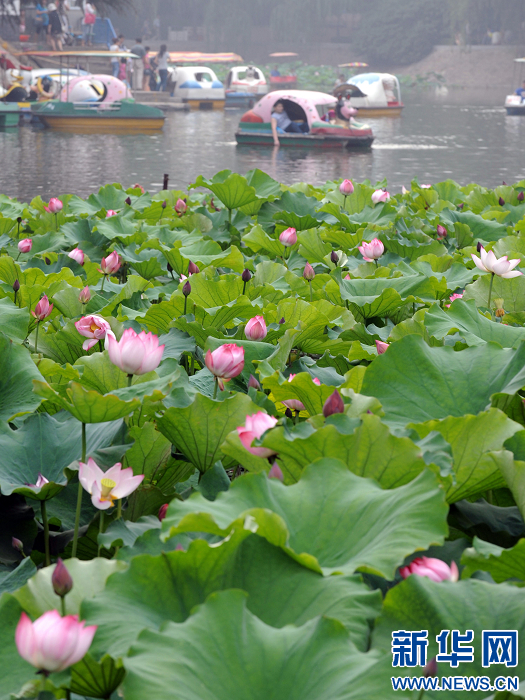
xmin=100 ymin=478 xmax=116 ymax=501
xmin=90 ymin=322 xmax=99 ymax=332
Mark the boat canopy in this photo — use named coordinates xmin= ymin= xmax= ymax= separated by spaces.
xmin=337 ymin=62 xmax=368 ymax=68
xmin=251 ymin=90 xmax=336 ymax=126
xmin=149 ymin=51 xmax=242 ymax=64
xmin=515 ymin=58 xmax=525 ymax=62
xmin=226 ymin=66 xmax=266 ymax=86
xmin=347 ymin=72 xmax=401 ymax=107
xmin=269 ymin=52 xmax=298 ymax=57
xmin=16 ymin=50 xmax=139 ymax=59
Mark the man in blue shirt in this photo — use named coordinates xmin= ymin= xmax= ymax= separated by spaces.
xmin=271 ymin=100 xmax=308 ymax=146
xmin=35 ymin=1 xmax=49 ymax=45
xmin=515 ymin=80 xmax=525 ymax=99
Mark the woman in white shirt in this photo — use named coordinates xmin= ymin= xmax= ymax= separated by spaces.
xmin=157 ymin=44 xmax=169 ymax=92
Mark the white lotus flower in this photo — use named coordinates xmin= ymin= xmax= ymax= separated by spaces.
xmin=471 ymin=247 xmax=522 ymax=279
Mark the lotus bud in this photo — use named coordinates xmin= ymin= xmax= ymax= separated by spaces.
xmin=242 ymin=268 xmax=252 ymax=282
xmin=502 ymin=181 xmax=507 ymax=186
xmin=175 ymin=543 xmax=185 ymax=551
xmin=48 ymin=197 xmax=63 ymax=214
xmin=68 ymin=248 xmax=84 ymax=266
xmin=106 ymin=209 xmax=117 ymax=217
xmin=167 ymin=263 xmax=173 ymax=273
xmin=518 ymin=191 xmax=524 ymax=202
xmin=125 ymin=196 xmax=132 ymax=205
xmin=175 ymin=198 xmax=187 ymax=214
xmin=436 ymin=225 xmax=447 ymax=239
xmin=458 ymin=203 xmax=464 ymax=209
xmin=52 ymin=558 xmax=73 ymax=598
xmin=477 ymin=241 xmax=483 ymax=253
xmin=13 ymin=279 xmax=20 ymax=292
xmin=284 ymin=408 xmax=293 ymax=418
xmin=182 ymin=280 xmax=191 ymax=297
xmin=499 ymin=197 xmax=505 ymax=206
xmin=32 ymin=295 xmax=53 ymax=321
xmin=161 ymin=200 xmax=167 ymax=209
xmin=399 ymin=556 xmax=459 ymax=582
xmin=303 ymin=262 xmax=315 ymax=281
xmin=268 ymin=463 xmax=284 ymax=481
xmin=78 ymin=286 xmax=91 ymax=304
xmin=132 ymin=183 xmax=145 ymax=194
xmin=35 ymin=473 xmax=49 ymax=487
xmin=339 ymin=179 xmax=354 ymax=196
xmin=323 ymin=389 xmax=345 ymax=417
xmin=279 ymin=227 xmax=297 ymax=247
xmin=12 ymin=537 xmax=24 ymax=554
xmin=17 ymin=216 xmax=22 ymax=224
xmin=494 ymin=298 xmax=505 ymax=317
xmin=331 ymin=251 xmax=339 ymax=264
xmin=375 ymin=340 xmax=389 ymax=355
xmin=424 ymin=657 xmax=438 ymax=678
xmin=158 ymin=504 xmax=169 ymax=521
xmin=248 ymin=374 xmax=261 ymax=390
xmin=45 ymin=257 xmax=51 ymax=265
xmin=18 ymin=238 xmax=32 ymax=253
xmin=344 ymin=273 xmax=351 ymax=280
xmin=245 ymin=315 xmax=267 ymax=341
xmin=279 ymin=317 xmax=285 ymax=324
xmin=188 ymin=260 xmax=199 ymax=275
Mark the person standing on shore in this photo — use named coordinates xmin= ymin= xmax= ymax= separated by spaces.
xmin=156 ymin=44 xmax=169 ymax=92
xmin=110 ymin=34 xmax=122 ymax=77
xmin=82 ymin=1 xmax=96 ymax=47
xmin=130 ymin=38 xmax=146 ymax=91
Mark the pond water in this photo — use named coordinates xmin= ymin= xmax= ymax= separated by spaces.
xmin=1 ymin=89 xmax=525 ymax=200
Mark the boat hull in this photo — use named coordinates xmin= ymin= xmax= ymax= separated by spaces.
xmin=0 ymin=103 xmax=22 ymax=127
xmin=505 ymin=105 xmax=525 ymax=116
xmin=235 ymin=129 xmax=373 ymax=149
xmin=355 ymin=106 xmax=404 ymax=117
xmin=35 ymin=115 xmax=165 ymax=132
xmin=31 ymin=99 xmax=165 ymax=132
xmin=183 ymin=99 xmax=225 ymax=110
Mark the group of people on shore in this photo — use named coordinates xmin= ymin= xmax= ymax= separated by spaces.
xmin=109 ymin=37 xmax=169 ymax=92
xmin=34 ymin=0 xmax=97 ymax=50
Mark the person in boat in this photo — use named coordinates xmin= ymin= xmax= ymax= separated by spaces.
xmin=515 ymin=80 xmax=525 ymax=100
xmin=270 ymin=65 xmax=280 ymax=77
xmin=245 ymin=65 xmax=256 ymax=79
xmin=271 ymin=100 xmax=309 ymax=146
xmin=334 ymin=74 xmax=346 ymax=88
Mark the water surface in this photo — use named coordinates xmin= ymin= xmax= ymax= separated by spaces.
xmin=1 ymin=90 xmax=524 ymax=200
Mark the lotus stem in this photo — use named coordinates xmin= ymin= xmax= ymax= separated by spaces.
xmin=213 ymin=377 xmax=218 ymax=400
xmin=184 ymin=295 xmax=187 ymax=315
xmin=343 ymin=194 xmax=347 ymax=210
xmin=71 ymin=422 xmax=86 ymax=558
xmin=127 ymin=374 xmax=133 ymax=387
xmin=60 ymin=596 xmax=66 ymax=617
xmin=117 ymin=498 xmax=122 ymax=519
xmin=309 ymin=280 xmax=313 ymax=302
xmin=55 ymin=213 xmax=58 ymax=231
xmin=242 ymin=280 xmax=247 ymax=295
xmin=417 ymin=690 xmax=425 ymax=700
xmin=190 ymin=354 xmax=195 ymax=375
xmin=100 ymin=275 xmax=106 ymax=293
xmin=228 ymin=208 xmax=232 ymax=224
xmin=488 ymin=272 xmax=494 ymax=312
xmin=41 ymin=500 xmax=50 ymax=567
xmin=98 ymin=340 xmax=103 ymax=353
xmin=34 ymin=321 xmax=40 ymax=355
xmin=98 ymin=511 xmax=104 ymax=557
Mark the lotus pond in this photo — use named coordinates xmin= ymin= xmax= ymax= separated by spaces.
xmin=1 ymin=171 xmax=525 ymax=699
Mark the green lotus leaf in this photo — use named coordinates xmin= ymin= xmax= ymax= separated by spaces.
xmin=0 ymin=333 xmax=44 ymax=422
xmin=242 ymin=223 xmax=287 ymax=257
xmin=83 ymin=530 xmax=381 ymax=658
xmin=157 ymin=392 xmax=262 ymax=474
xmin=33 ymin=380 xmax=141 ymax=423
xmin=461 ymin=536 xmax=525 ymax=582
xmin=463 ymin=273 xmax=525 ymax=313
xmin=0 ymin=595 xmax=34 ymax=700
xmin=122 ymin=590 xmax=391 ymax=700
xmin=440 ymin=208 xmax=508 ymax=241
xmin=162 ymin=459 xmax=448 ymax=578
xmin=361 ymin=335 xmax=525 ymax=427
xmin=0 ymin=298 xmax=29 ymax=342
xmin=70 ymin=653 xmax=125 ymax=700
xmin=272 ymin=191 xmax=327 ymax=231
xmin=262 ymin=371 xmax=336 ymax=416
xmin=190 ymin=170 xmax=258 ymax=211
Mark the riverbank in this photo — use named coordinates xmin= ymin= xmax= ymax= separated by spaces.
xmin=393 ymin=44 xmax=525 ymax=91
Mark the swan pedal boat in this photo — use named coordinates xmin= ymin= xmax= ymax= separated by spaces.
xmin=235 ymin=90 xmax=374 ymax=148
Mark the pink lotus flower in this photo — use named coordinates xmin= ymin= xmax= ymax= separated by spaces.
xmin=79 ymin=286 xmax=91 ymax=304
xmin=158 ymin=503 xmax=169 ymax=521
xmin=401 ymin=185 xmax=409 ymax=195
xmin=68 ymin=248 xmax=84 ymax=266
xmin=98 ymin=251 xmax=122 ymax=276
xmin=303 ymin=262 xmax=315 ymax=280
xmin=79 ymin=458 xmax=144 ymax=510
xmin=16 ymin=610 xmax=96 ymax=673
xmin=36 ymin=473 xmax=49 ymax=487
xmin=48 ymin=198 xmax=63 ymax=214
xmin=344 ymin=273 xmax=351 ymax=280
xmin=18 ymin=238 xmax=32 ymax=253
xmin=399 ymin=556 xmax=459 ymax=583
xmin=279 ymin=227 xmax=297 ymax=247
xmin=175 ymin=198 xmax=187 ymax=214
xmin=282 ymin=374 xmax=321 ymax=412
xmin=323 ymin=389 xmax=344 ymax=417
xmin=446 ymin=293 xmax=463 ymax=308
xmin=268 ymin=463 xmax=284 ymax=481
xmin=32 ymin=295 xmax=53 ymax=321
xmin=245 ymin=316 xmax=267 ymax=341
xmin=237 ymin=411 xmax=278 ymax=457
xmin=436 ymin=225 xmax=447 ymax=239
xmin=205 ymin=344 xmax=244 ymax=389
xmin=107 ymin=328 xmax=165 ymax=376
xmin=471 ymin=246 xmax=522 ymax=279
xmin=75 ymin=315 xmax=115 ymax=351
xmin=131 ymin=183 xmax=145 ymax=194
xmin=358 ymin=238 xmax=384 ymax=262
xmin=339 ymin=179 xmax=354 ymax=196
xmin=371 ymin=189 xmax=390 ymax=204
xmin=420 ymin=184 xmax=431 ymax=188
xmin=188 ymin=260 xmax=199 ymax=275
xmin=375 ymin=340 xmax=389 ymax=355
xmin=106 ymin=210 xmax=118 ymax=217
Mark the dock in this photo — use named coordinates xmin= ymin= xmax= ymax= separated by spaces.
xmin=133 ymin=92 xmax=190 ymax=111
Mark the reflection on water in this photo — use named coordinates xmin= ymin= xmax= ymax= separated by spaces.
xmin=1 ymin=91 xmax=525 ymax=200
